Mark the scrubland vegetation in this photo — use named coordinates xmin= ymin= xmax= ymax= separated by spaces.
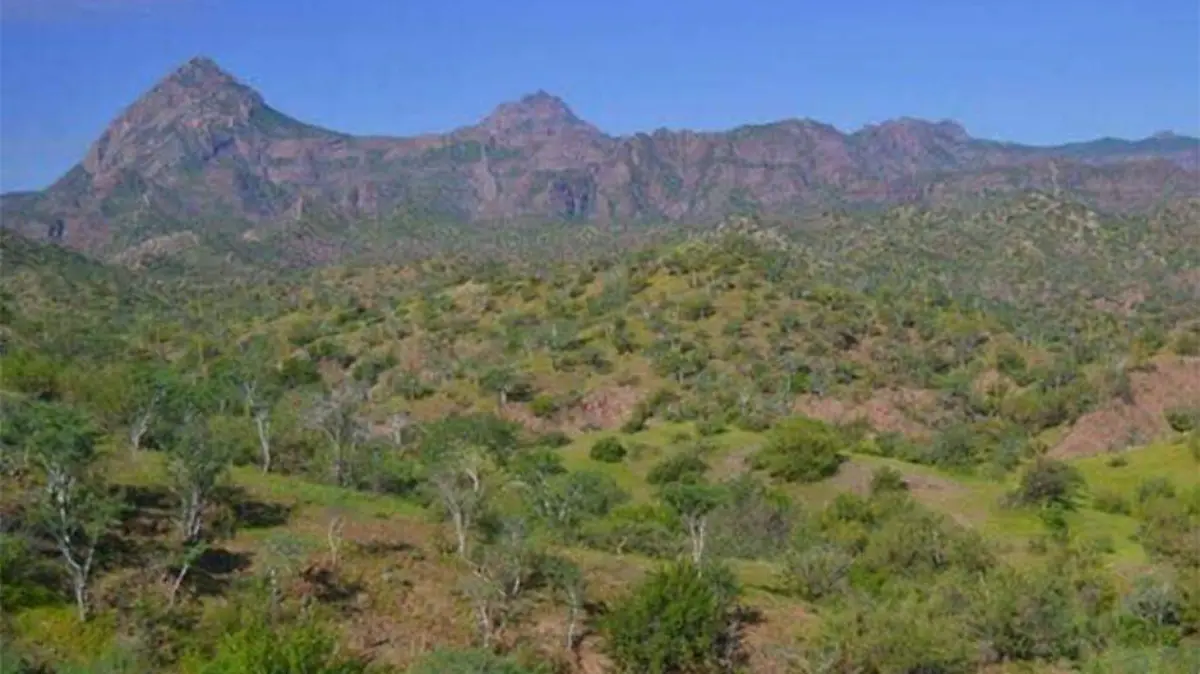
xmin=2 ymin=197 xmax=1199 ymax=673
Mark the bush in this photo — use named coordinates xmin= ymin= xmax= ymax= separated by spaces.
xmin=695 ymin=417 xmax=727 ymax=437
xmin=647 ymin=453 xmax=709 ymax=486
xmin=817 ymin=585 xmax=975 ymax=673
xmin=869 ymin=466 xmax=909 ymax=495
xmin=589 ymin=437 xmax=627 ymax=463
xmin=405 ymin=648 xmax=543 ymax=674
xmin=601 ymin=561 xmax=742 ymax=674
xmin=783 ymin=544 xmax=853 ymax=600
xmin=1164 ymin=407 xmax=1199 ymax=433
xmin=1136 ymin=477 xmax=1177 ymax=506
xmin=1092 ymin=490 xmax=1132 ymax=515
xmin=751 ymin=416 xmax=846 ymax=483
xmin=535 ymin=430 xmax=572 ymax=448
xmin=529 ymin=394 xmax=559 ymax=419
xmin=193 ymin=613 xmax=366 ymax=674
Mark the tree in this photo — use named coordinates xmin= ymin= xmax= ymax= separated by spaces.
xmin=660 ymin=482 xmax=725 ymax=564
xmin=421 ymin=430 xmax=492 ymax=559
xmin=21 ymin=402 xmax=118 ymax=621
xmin=307 ymin=383 xmax=367 ymax=487
xmin=544 ymin=555 xmax=587 ymax=650
xmin=229 ymin=345 xmax=284 ymax=474
xmin=1011 ymin=457 xmax=1086 ymax=510
xmin=478 ymin=366 xmax=534 ymax=408
xmin=164 ymin=414 xmax=231 ymax=605
xmin=514 ymin=450 xmax=628 ymax=534
xmin=126 ymin=364 xmax=173 ymax=453
xmin=602 ymin=561 xmax=742 ymax=674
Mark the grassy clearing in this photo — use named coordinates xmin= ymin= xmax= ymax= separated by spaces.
xmin=1074 ymin=439 xmax=1200 ymax=497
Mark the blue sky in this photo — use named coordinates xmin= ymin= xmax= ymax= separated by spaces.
xmin=1 ymin=0 xmax=1197 ymax=191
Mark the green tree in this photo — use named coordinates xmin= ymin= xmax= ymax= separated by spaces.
xmin=1011 ymin=457 xmax=1086 ymax=510
xmin=164 ymin=414 xmax=232 ymax=605
xmin=544 ymin=555 xmax=587 ymax=650
xmin=21 ymin=402 xmax=118 ymax=621
xmin=660 ymin=482 xmax=725 ymax=564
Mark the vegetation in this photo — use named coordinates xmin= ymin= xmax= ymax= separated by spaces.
xmin=1 ymin=194 xmax=1198 ymax=673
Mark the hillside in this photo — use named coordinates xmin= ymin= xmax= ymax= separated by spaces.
xmin=2 ymin=196 xmax=1199 ymax=673
xmin=2 ymin=56 xmax=1197 ymax=262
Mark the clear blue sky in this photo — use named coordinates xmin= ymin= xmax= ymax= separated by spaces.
xmin=2 ymin=0 xmax=1197 ymax=191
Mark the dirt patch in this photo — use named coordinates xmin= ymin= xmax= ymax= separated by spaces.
xmin=1051 ymin=356 xmax=1200 ymax=458
xmin=795 ymin=387 xmax=935 ymax=437
xmin=504 ymin=385 xmax=643 ymax=434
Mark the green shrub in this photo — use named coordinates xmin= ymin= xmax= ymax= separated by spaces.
xmin=350 ymin=352 xmax=396 ymax=384
xmin=405 ymin=648 xmax=543 ymax=674
xmin=535 ymin=430 xmax=572 ymax=448
xmin=590 ymin=437 xmax=627 ymax=463
xmin=601 ymin=561 xmax=742 ymax=674
xmin=1173 ymin=331 xmax=1200 ymax=356
xmin=192 ymin=614 xmax=366 ymax=674
xmin=1136 ymin=477 xmax=1177 ymax=505
xmin=695 ymin=417 xmax=726 ymax=437
xmin=581 ymin=504 xmax=679 ymax=558
xmin=392 ymin=370 xmax=434 ymax=400
xmin=783 ymin=543 xmax=853 ymax=600
xmin=647 ymin=453 xmax=709 ymax=486
xmin=529 ymin=394 xmax=559 ymax=419
xmin=869 ymin=466 xmax=909 ymax=495
xmin=1164 ymin=407 xmax=1199 ymax=433
xmin=1092 ymin=490 xmax=1132 ymax=515
xmin=751 ymin=416 xmax=846 ymax=483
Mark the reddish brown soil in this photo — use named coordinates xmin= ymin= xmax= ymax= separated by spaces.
xmin=794 ymin=387 xmax=935 ymax=437
xmin=1052 ymin=356 xmax=1200 ymax=457
xmin=504 ymin=385 xmax=642 ymax=433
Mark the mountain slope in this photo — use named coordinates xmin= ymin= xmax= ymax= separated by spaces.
xmin=3 ymin=57 xmax=1197 ymax=257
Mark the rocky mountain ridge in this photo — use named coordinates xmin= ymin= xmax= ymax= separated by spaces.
xmin=3 ymin=56 xmax=1197 ymax=254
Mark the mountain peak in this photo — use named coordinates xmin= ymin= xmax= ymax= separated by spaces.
xmin=81 ymin=57 xmax=266 ymax=179
xmin=479 ymin=90 xmax=598 ymax=138
xmin=157 ymin=56 xmax=240 ymax=89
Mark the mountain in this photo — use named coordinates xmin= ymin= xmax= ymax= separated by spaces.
xmin=3 ymin=56 xmax=1198 ymax=257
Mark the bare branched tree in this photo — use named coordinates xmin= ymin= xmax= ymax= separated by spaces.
xmin=307 ymin=383 xmax=368 ymax=487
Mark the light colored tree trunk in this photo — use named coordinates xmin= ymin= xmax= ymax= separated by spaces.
xmin=254 ymin=410 xmax=272 ymax=474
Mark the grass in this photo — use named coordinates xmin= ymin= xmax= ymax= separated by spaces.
xmin=1074 ymin=439 xmax=1200 ymax=497
xmin=557 ymin=421 xmax=764 ymax=500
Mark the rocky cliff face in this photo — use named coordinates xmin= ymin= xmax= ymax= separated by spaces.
xmin=4 ymin=56 xmax=1197 ymax=254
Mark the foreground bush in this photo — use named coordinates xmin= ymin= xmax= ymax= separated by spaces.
xmin=602 ymin=561 xmax=743 ymax=673
xmin=751 ymin=416 xmax=846 ymax=483
xmin=589 ymin=436 xmax=627 ymax=463
xmin=189 ymin=611 xmax=367 ymax=674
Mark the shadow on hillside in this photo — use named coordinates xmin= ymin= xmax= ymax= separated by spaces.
xmin=353 ymin=539 xmax=417 ymax=556
xmin=226 ymin=488 xmax=293 ymax=529
xmin=186 ymin=547 xmax=254 ymax=599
